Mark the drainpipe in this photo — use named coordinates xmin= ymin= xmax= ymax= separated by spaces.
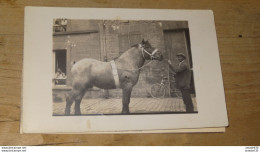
xmin=103 ymin=20 xmax=109 ymax=99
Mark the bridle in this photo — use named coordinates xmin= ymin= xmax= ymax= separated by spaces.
xmin=139 ymin=44 xmax=159 ymax=60
xmin=116 ymin=44 xmax=160 ymax=72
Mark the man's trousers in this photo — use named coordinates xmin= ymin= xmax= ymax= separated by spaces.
xmin=180 ymin=88 xmax=194 ymax=112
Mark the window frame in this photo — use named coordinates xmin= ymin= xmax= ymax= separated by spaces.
xmin=53 ymin=49 xmax=67 ymax=86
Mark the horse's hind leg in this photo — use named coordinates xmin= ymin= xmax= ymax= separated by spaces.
xmin=74 ymin=91 xmax=86 ymax=115
xmin=65 ymin=89 xmax=85 ymax=115
xmin=65 ymin=91 xmax=74 ymax=115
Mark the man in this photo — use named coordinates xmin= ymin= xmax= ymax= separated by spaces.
xmin=168 ymin=53 xmax=194 ymax=112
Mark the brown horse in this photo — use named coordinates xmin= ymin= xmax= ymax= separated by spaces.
xmin=65 ymin=39 xmax=163 ymax=115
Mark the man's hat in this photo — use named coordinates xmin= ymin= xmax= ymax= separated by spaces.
xmin=176 ymin=53 xmax=186 ymax=59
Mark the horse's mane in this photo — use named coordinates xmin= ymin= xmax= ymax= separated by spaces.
xmin=132 ymin=40 xmax=152 ymax=49
xmin=112 ymin=44 xmax=139 ymax=60
xmin=131 ymin=44 xmax=139 ymax=48
xmin=114 ymin=41 xmax=151 ymax=60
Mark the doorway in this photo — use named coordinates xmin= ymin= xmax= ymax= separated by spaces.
xmin=163 ymin=29 xmax=195 ymax=95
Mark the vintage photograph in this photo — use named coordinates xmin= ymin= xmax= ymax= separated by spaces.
xmin=52 ymin=19 xmax=198 ymax=116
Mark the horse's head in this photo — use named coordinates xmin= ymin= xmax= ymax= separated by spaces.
xmin=140 ymin=39 xmax=163 ymax=61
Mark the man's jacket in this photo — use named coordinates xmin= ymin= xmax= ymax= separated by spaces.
xmin=169 ymin=61 xmax=191 ymax=89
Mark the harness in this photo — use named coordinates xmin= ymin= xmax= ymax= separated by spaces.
xmin=140 ymin=44 xmax=159 ymax=60
xmin=110 ymin=60 xmax=120 ymax=88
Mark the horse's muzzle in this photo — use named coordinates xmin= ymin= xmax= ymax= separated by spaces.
xmin=153 ymin=51 xmax=163 ymax=61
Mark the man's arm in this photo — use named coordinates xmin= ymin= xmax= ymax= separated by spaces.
xmin=168 ymin=60 xmax=175 ymax=72
xmin=168 ymin=60 xmax=188 ymax=73
xmin=174 ymin=62 xmax=188 ymax=72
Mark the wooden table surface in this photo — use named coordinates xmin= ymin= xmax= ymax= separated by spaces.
xmin=0 ymin=0 xmax=259 ymax=146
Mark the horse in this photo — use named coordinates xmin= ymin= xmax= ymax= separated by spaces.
xmin=65 ymin=39 xmax=163 ymax=115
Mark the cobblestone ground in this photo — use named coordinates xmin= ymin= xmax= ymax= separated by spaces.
xmin=53 ymin=97 xmax=198 ymax=115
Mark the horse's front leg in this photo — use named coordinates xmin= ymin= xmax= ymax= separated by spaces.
xmin=122 ymin=83 xmax=133 ymax=114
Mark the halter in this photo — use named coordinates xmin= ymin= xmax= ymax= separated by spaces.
xmin=139 ymin=44 xmax=159 ymax=60
xmin=116 ymin=44 xmax=159 ymax=72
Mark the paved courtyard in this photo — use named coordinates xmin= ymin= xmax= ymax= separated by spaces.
xmin=53 ymin=97 xmax=198 ymax=115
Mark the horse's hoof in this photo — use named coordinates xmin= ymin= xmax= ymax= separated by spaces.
xmin=122 ymin=111 xmax=130 ymax=114
xmin=75 ymin=112 xmax=81 ymax=115
xmin=65 ymin=111 xmax=70 ymax=115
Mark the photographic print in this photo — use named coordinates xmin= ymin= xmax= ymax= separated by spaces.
xmin=22 ymin=7 xmax=228 ymax=133
xmin=52 ymin=19 xmax=198 ymax=116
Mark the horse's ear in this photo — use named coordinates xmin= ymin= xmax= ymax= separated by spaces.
xmin=144 ymin=40 xmax=151 ymax=47
xmin=141 ymin=39 xmax=145 ymax=44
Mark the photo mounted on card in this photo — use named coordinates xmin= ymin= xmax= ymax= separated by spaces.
xmin=22 ymin=7 xmax=228 ymax=133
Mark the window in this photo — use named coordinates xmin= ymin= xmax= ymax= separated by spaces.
xmin=54 ymin=50 xmax=67 ymax=85
xmin=53 ymin=18 xmax=68 ymax=32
